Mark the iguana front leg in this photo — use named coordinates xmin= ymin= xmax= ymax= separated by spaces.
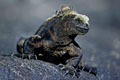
xmin=59 ymin=42 xmax=82 ymax=77
xmin=60 ymin=41 xmax=97 ymax=77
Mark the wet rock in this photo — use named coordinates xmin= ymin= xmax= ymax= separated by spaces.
xmin=0 ymin=55 xmax=97 ymax=80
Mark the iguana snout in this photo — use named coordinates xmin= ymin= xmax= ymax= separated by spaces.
xmin=70 ymin=12 xmax=89 ymax=35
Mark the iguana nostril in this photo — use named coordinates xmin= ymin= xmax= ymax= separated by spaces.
xmin=85 ymin=25 xmax=89 ymax=30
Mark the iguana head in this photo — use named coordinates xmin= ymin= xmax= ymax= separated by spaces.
xmin=46 ymin=6 xmax=89 ymax=36
xmin=60 ymin=6 xmax=89 ymax=35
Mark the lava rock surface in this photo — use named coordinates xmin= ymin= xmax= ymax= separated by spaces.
xmin=0 ymin=55 xmax=97 ymax=80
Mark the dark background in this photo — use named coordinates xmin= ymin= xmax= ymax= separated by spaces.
xmin=0 ymin=0 xmax=120 ymax=80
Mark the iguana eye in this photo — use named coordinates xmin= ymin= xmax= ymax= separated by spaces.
xmin=70 ymin=15 xmax=76 ymax=18
xmin=76 ymin=18 xmax=81 ymax=23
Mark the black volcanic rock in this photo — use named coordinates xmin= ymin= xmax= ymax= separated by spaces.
xmin=0 ymin=55 xmax=97 ymax=80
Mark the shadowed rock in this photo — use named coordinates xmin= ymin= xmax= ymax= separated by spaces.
xmin=0 ymin=55 xmax=97 ymax=80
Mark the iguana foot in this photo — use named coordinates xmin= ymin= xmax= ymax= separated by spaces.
xmin=21 ymin=54 xmax=37 ymax=60
xmin=59 ymin=64 xmax=80 ymax=78
xmin=81 ymin=64 xmax=97 ymax=76
xmin=12 ymin=53 xmax=37 ymax=60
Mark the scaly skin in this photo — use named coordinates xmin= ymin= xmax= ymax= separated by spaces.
xmin=16 ymin=6 xmax=97 ymax=77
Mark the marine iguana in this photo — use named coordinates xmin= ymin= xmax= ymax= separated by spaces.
xmin=16 ymin=6 xmax=97 ymax=77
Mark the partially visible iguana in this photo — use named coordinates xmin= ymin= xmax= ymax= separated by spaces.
xmin=16 ymin=6 xmax=97 ymax=77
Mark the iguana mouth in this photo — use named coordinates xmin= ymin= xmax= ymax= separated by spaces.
xmin=76 ymin=25 xmax=89 ymax=34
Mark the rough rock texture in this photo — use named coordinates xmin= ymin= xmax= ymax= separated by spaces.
xmin=0 ymin=55 xmax=97 ymax=80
